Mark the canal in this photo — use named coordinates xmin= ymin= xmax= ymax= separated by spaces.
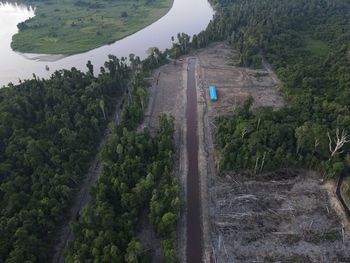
xmin=186 ymin=58 xmax=203 ymax=262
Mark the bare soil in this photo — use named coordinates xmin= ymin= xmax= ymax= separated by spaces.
xmin=194 ymin=42 xmax=284 ymax=119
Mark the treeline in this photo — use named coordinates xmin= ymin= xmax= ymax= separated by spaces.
xmin=65 ymin=114 xmax=180 ymax=263
xmin=65 ymin=52 xmax=180 ymax=262
xmin=204 ymin=0 xmax=350 ymax=176
xmin=216 ymin=98 xmax=333 ymax=173
xmin=0 ymin=56 xmax=129 ymax=262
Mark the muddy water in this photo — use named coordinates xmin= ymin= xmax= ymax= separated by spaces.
xmin=0 ymin=0 xmax=213 ymax=86
xmin=186 ymin=58 xmax=203 ymax=262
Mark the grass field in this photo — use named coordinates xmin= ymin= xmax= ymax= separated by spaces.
xmin=11 ymin=0 xmax=173 ymax=54
xmin=303 ymin=36 xmax=330 ymax=58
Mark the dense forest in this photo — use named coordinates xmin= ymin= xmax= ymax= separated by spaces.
xmin=65 ymin=56 xmax=180 ymax=262
xmin=65 ymin=114 xmax=180 ymax=262
xmin=0 ymin=57 xmax=130 ymax=262
xmin=196 ymin=0 xmax=350 ymax=177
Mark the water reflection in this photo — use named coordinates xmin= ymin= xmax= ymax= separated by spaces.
xmin=0 ymin=2 xmax=35 ymax=85
xmin=0 ymin=0 xmax=213 ymax=86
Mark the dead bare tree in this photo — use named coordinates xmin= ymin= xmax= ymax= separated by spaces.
xmin=314 ymin=138 xmax=319 ymax=153
xmin=327 ymin=129 xmax=350 ymax=159
xmin=260 ymin=152 xmax=266 ymax=172
xmin=241 ymin=127 xmax=248 ymax=140
xmin=256 ymin=117 xmax=261 ymax=130
xmin=253 ymin=153 xmax=267 ymax=174
xmin=254 ymin=156 xmax=259 ymax=174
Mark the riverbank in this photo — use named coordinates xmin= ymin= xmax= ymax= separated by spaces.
xmin=0 ymin=0 xmax=214 ymax=86
xmin=11 ymin=0 xmax=173 ymax=54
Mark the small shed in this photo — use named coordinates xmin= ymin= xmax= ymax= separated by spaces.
xmin=209 ymin=85 xmax=218 ymax=101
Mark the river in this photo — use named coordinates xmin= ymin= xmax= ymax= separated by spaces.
xmin=0 ymin=0 xmax=214 ymax=86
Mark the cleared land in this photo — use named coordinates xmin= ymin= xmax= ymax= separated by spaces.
xmin=12 ymin=0 xmax=172 ymax=54
xmin=195 ymin=42 xmax=284 ymax=117
xmin=141 ymin=61 xmax=188 ymax=262
xmin=211 ymin=170 xmax=350 ymax=262
xmin=193 ymin=42 xmax=350 ymax=263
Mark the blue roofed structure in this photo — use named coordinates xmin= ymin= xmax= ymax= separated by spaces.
xmin=209 ymin=85 xmax=218 ymax=101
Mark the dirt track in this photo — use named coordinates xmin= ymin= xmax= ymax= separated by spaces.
xmin=52 ymin=97 xmax=123 ymax=263
xmin=142 ymin=60 xmax=189 ymax=262
xmin=144 ymin=42 xmax=288 ymax=262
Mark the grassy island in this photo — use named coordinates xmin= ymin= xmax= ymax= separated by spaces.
xmin=11 ymin=0 xmax=173 ymax=54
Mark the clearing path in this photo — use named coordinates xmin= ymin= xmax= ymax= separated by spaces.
xmin=141 ymin=60 xmax=188 ymax=262
xmin=52 ymin=97 xmax=123 ymax=263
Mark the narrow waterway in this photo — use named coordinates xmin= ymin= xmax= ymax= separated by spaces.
xmin=186 ymin=58 xmax=203 ymax=262
xmin=0 ymin=0 xmax=213 ymax=86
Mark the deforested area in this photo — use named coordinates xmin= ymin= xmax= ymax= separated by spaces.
xmin=211 ymin=170 xmax=350 ymax=262
xmin=195 ymin=0 xmax=350 ymax=262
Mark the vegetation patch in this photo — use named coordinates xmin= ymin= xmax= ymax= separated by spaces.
xmin=202 ymin=0 xmax=350 ymax=177
xmin=303 ymin=229 xmax=341 ymax=244
xmin=302 ymin=36 xmax=330 ymax=58
xmin=65 ymin=114 xmax=181 ymax=262
xmin=12 ymin=0 xmax=173 ymax=54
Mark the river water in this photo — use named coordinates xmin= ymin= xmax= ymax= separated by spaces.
xmin=0 ymin=0 xmax=213 ymax=86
